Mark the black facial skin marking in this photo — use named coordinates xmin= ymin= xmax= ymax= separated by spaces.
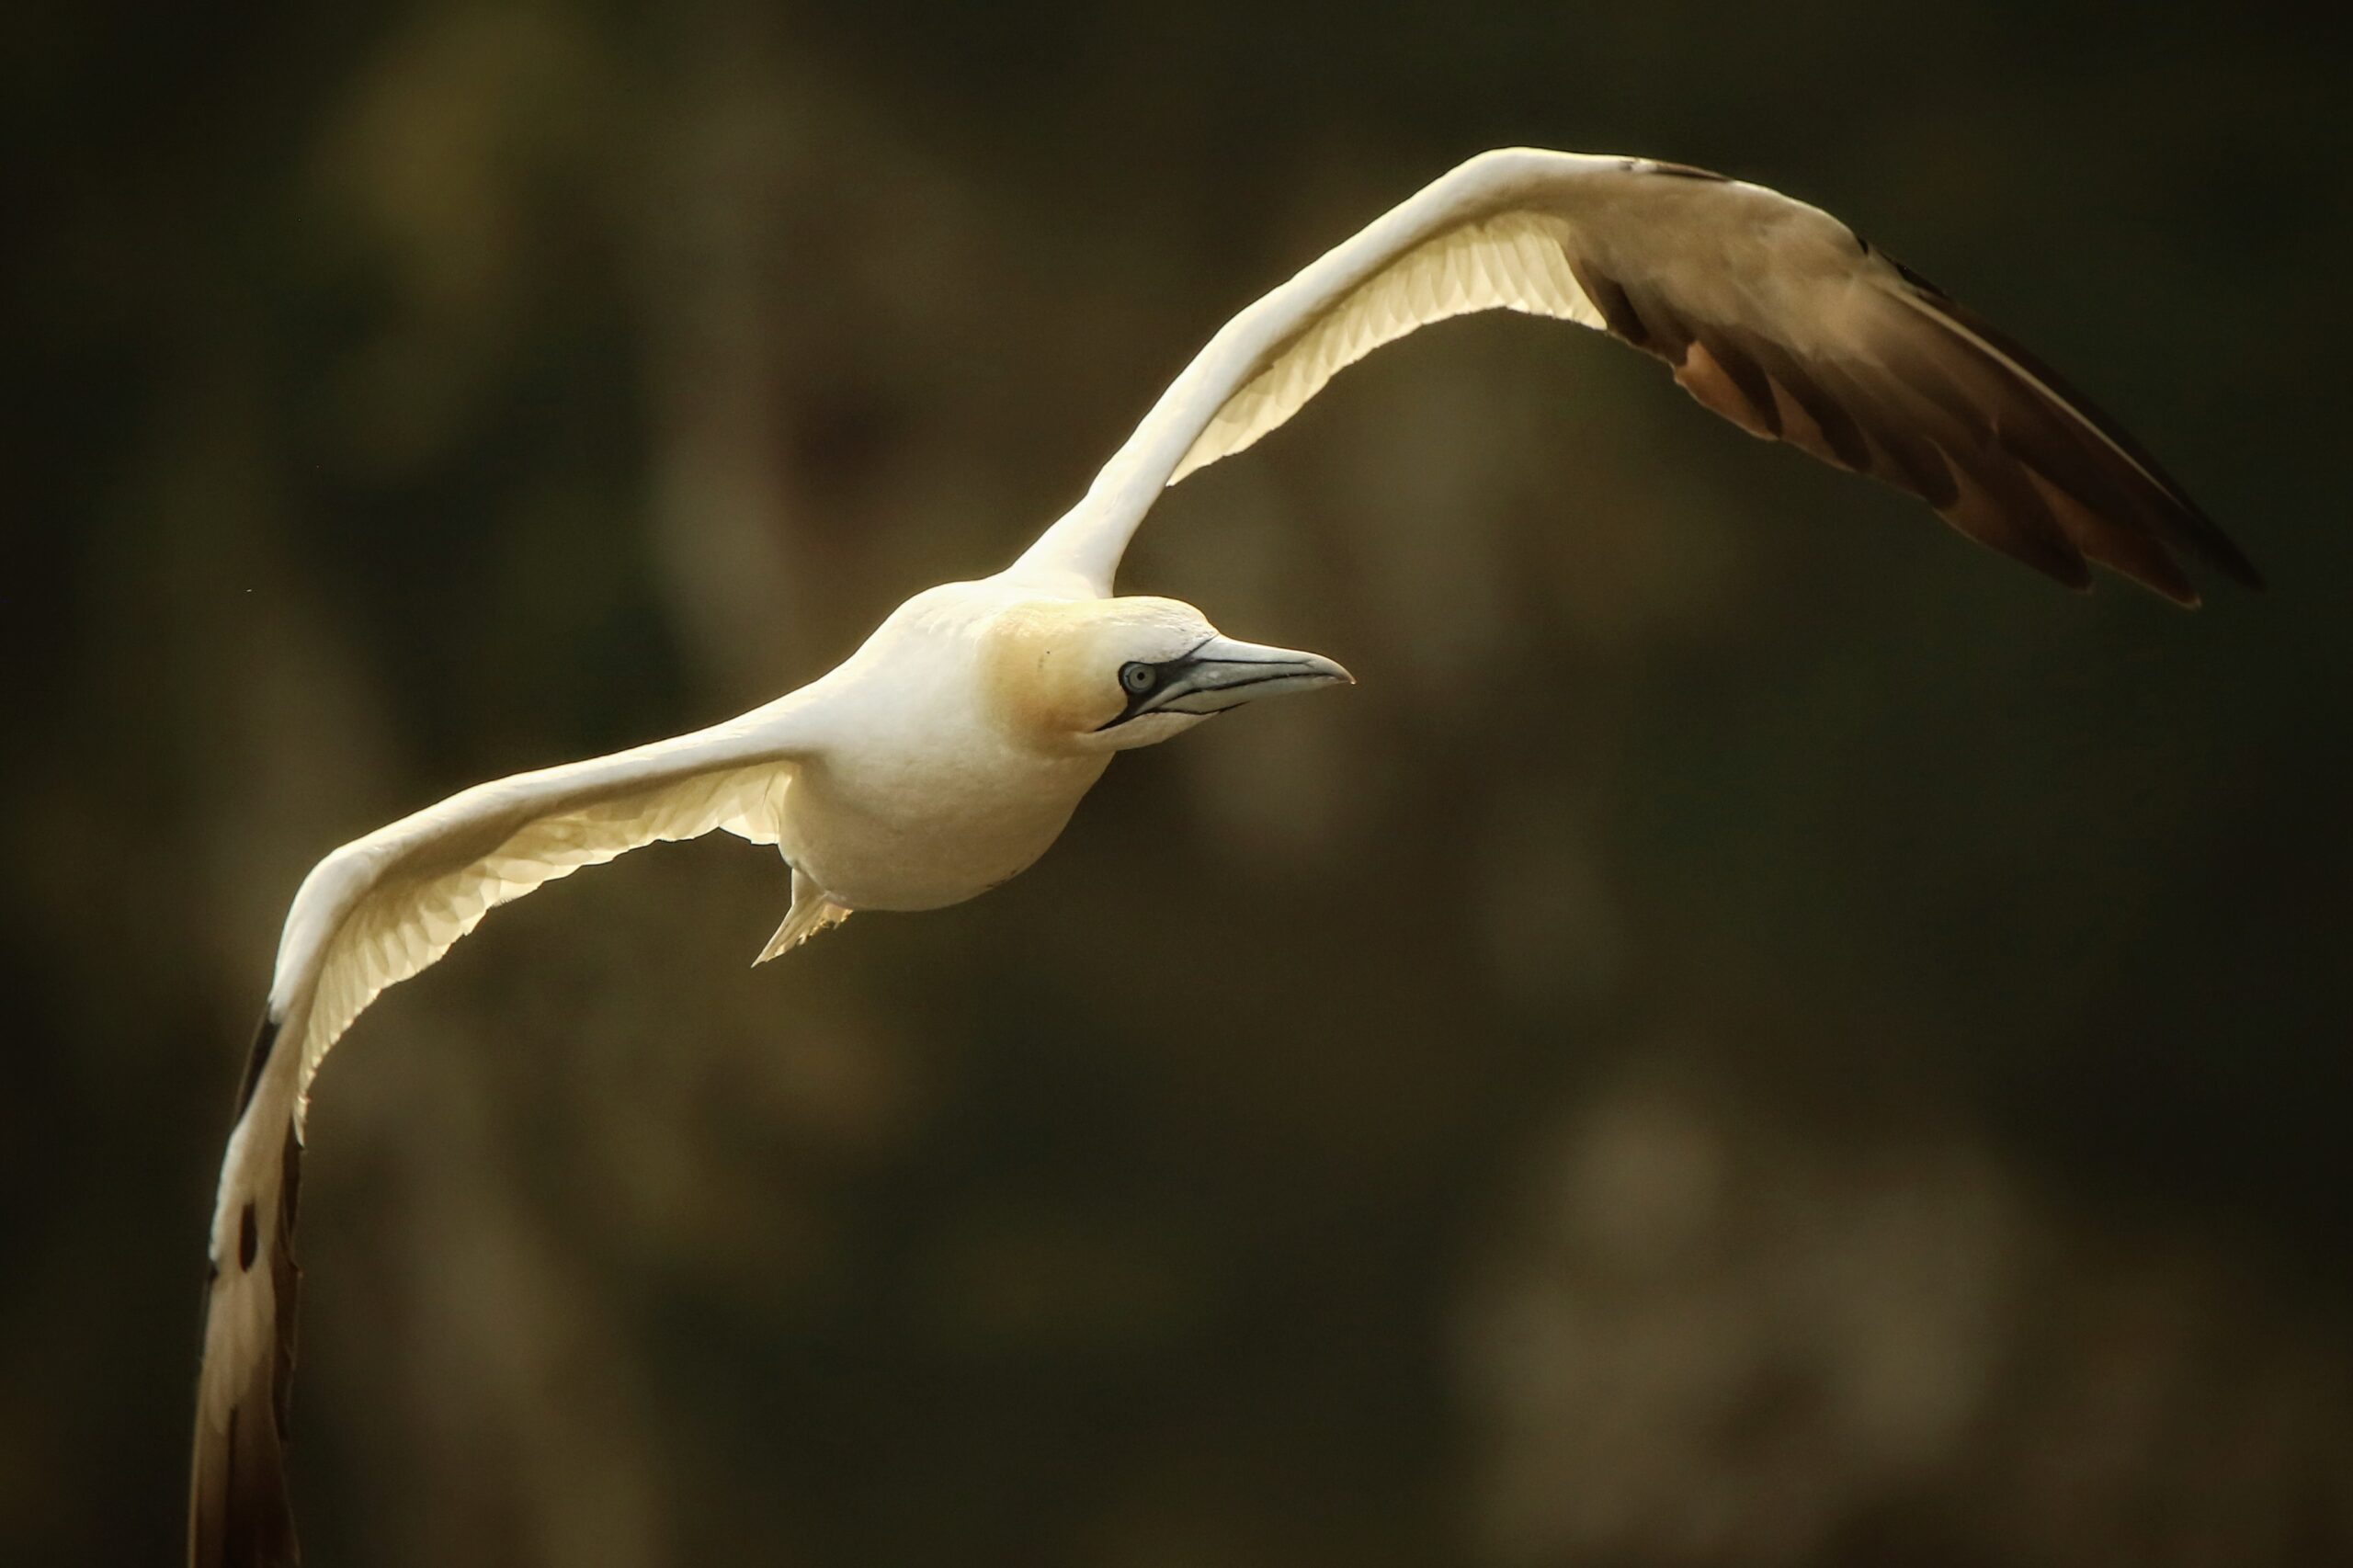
xmin=1097 ymin=653 xmax=1323 ymax=730
xmin=1098 ymin=635 xmax=1212 ymax=729
xmin=1103 ymin=662 xmax=1185 ymax=727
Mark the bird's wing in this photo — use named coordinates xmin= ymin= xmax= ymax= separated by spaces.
xmin=188 ymin=695 xmax=816 ymax=1568
xmin=1015 ymin=147 xmax=2254 ymax=604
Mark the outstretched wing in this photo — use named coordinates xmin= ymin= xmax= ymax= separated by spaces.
xmin=188 ymin=695 xmax=816 ymax=1568
xmin=1016 ymin=148 xmax=2255 ymax=604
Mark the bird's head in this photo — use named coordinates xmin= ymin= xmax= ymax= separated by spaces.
xmin=983 ymin=595 xmax=1351 ymax=754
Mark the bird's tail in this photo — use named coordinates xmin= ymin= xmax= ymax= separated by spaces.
xmin=755 ymin=870 xmax=853 ymax=965
xmin=189 ymin=1016 xmax=306 ymax=1568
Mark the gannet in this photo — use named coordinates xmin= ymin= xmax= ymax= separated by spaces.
xmin=188 ymin=147 xmax=2256 ymax=1567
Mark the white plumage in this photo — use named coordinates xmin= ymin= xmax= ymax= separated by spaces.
xmin=189 ymin=147 xmax=2252 ymax=1568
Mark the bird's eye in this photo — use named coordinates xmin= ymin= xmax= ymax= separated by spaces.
xmin=1120 ymin=661 xmax=1158 ymax=696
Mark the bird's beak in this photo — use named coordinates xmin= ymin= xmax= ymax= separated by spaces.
xmin=1106 ymin=635 xmax=1353 ymax=727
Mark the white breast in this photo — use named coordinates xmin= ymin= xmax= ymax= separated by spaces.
xmin=774 ymin=579 xmax=1110 ymax=911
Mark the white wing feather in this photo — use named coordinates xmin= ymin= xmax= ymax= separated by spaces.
xmin=280 ymin=746 xmax=794 ymax=1109
xmin=1015 ymin=150 xmax=1653 ymax=588
xmin=190 ymin=693 xmax=817 ymax=1567
xmin=1166 ymin=210 xmax=1602 ymax=484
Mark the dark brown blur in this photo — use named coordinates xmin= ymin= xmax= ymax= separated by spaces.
xmin=6 ymin=4 xmax=2349 ymax=1565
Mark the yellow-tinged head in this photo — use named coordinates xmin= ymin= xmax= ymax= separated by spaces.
xmin=982 ymin=595 xmax=1351 ymax=754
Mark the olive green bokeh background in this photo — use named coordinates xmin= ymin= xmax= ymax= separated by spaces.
xmin=6 ymin=4 xmax=2349 ymax=1564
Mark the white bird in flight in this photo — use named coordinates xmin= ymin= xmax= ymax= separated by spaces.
xmin=188 ymin=148 xmax=2255 ymax=1566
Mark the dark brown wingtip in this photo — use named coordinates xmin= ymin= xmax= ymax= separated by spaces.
xmin=235 ymin=1016 xmax=280 ymax=1119
xmin=1889 ymin=268 xmax=2260 ymax=599
xmin=189 ymin=1128 xmax=305 ymax=1568
xmin=2191 ymin=517 xmax=2265 ymax=593
xmin=2095 ymin=540 xmax=2204 ymax=608
xmin=1955 ymin=499 xmax=2095 ymax=594
xmin=1565 ymin=218 xmax=2253 ymax=607
xmin=189 ymin=1398 xmax=300 ymax=1568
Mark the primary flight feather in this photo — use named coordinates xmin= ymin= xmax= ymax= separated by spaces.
xmin=189 ymin=147 xmax=2253 ymax=1567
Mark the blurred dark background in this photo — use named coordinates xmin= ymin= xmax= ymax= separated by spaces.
xmin=6 ymin=3 xmax=2349 ymax=1564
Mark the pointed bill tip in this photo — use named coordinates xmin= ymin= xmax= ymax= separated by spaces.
xmin=1304 ymin=652 xmax=1355 ymax=687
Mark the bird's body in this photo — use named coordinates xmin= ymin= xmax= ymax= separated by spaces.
xmin=770 ymin=574 xmax=1113 ymax=912
xmin=188 ymin=148 xmax=2256 ymax=1567
xmin=780 ymin=723 xmax=1102 ymax=914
